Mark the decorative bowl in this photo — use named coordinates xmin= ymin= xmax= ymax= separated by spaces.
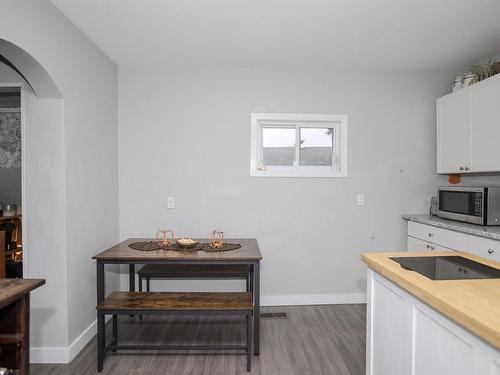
xmin=175 ymin=238 xmax=199 ymax=249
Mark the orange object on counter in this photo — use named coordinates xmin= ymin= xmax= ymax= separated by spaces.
xmin=448 ymin=174 xmax=461 ymax=184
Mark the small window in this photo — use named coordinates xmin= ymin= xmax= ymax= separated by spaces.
xmin=250 ymin=113 xmax=347 ymax=177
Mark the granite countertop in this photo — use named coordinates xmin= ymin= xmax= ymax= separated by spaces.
xmin=362 ymin=250 xmax=500 ymax=349
xmin=403 ymin=214 xmax=500 ymax=241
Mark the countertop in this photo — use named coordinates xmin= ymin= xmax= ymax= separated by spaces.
xmin=403 ymin=214 xmax=500 ymax=241
xmin=362 ymin=251 xmax=500 ymax=349
xmin=0 ymin=279 xmax=45 ymax=309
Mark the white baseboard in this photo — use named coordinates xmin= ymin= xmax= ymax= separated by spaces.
xmin=30 ymin=346 xmax=68 ymax=364
xmin=31 ymin=317 xmax=108 ymax=364
xmin=261 ymin=293 xmax=366 ymax=306
xmin=68 ymin=319 xmax=98 ymax=362
xmin=30 ymin=293 xmax=365 ymax=364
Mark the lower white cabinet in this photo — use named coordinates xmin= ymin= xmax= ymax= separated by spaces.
xmin=370 ymin=277 xmax=412 ymax=375
xmin=407 ymin=221 xmax=468 ymax=251
xmin=367 ymin=270 xmax=500 ymax=375
xmin=407 ymin=236 xmax=452 ymax=252
xmin=467 ymin=235 xmax=500 ymax=263
xmin=413 ymin=309 xmax=473 ymax=375
xmin=407 ymin=221 xmax=500 ymax=263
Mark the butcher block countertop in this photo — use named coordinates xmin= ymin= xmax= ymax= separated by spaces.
xmin=362 ymin=251 xmax=500 ymax=350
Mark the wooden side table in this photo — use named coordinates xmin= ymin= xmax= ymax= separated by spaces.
xmin=0 ymin=279 xmax=45 ymax=375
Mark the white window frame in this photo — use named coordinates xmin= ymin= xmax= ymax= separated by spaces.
xmin=250 ymin=113 xmax=348 ymax=177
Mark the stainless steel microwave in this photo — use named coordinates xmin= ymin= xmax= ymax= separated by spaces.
xmin=438 ymin=186 xmax=500 ymax=226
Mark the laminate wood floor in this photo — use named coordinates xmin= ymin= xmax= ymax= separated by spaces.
xmin=31 ymin=304 xmax=366 ymax=375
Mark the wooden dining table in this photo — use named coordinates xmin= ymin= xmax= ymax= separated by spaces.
xmin=92 ymin=238 xmax=263 ymax=355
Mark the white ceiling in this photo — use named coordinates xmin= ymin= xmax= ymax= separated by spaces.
xmin=51 ymin=0 xmax=500 ymax=72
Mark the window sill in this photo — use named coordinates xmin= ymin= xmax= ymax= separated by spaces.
xmin=250 ymin=168 xmax=347 ymax=178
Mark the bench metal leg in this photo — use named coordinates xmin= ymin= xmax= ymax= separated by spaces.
xmin=246 ymin=313 xmax=252 ymax=372
xmin=138 ymin=276 xmax=143 ymax=321
xmin=97 ymin=312 xmax=105 ymax=372
xmin=129 ymin=264 xmax=136 ymax=318
xmin=112 ymin=315 xmax=118 ymax=352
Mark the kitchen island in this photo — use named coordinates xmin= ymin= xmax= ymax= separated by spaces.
xmin=362 ymin=251 xmax=500 ymax=375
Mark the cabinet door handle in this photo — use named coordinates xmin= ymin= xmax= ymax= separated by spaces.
xmin=428 ymin=233 xmax=434 ymax=237
xmin=426 ymin=244 xmax=435 ymax=250
xmin=464 ymin=167 xmax=470 ymax=171
xmin=459 ymin=167 xmax=464 ymax=171
xmin=488 ymin=248 xmax=495 ymax=254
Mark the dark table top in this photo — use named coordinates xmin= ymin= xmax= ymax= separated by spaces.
xmin=93 ymin=238 xmax=262 ymax=262
xmin=0 ymin=279 xmax=45 ymax=309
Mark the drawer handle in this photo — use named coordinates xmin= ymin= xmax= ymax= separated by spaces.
xmin=488 ymin=249 xmax=495 ymax=254
xmin=428 ymin=233 xmax=434 ymax=237
xmin=426 ymin=244 xmax=436 ymax=251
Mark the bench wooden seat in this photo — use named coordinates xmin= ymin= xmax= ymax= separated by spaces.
xmin=96 ymin=292 xmax=253 ymax=372
xmin=137 ymin=264 xmax=250 ymax=279
xmin=98 ymin=291 xmax=252 ymax=312
xmin=137 ymin=264 xmax=252 ymax=297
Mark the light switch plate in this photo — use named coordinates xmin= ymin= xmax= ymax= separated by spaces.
xmin=356 ymin=194 xmax=364 ymax=207
xmin=167 ymin=197 xmax=175 ymax=209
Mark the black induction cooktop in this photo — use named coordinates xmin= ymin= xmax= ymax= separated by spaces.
xmin=390 ymin=256 xmax=500 ymax=280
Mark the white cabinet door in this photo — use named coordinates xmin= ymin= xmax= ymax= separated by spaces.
xmin=467 ymin=235 xmax=500 ymax=263
xmin=437 ymin=92 xmax=470 ymax=174
xmin=407 ymin=221 xmax=467 ymax=250
xmin=470 ymin=79 xmax=500 ymax=172
xmin=371 ymin=279 xmax=412 ymax=375
xmin=414 ymin=308 xmax=474 ymax=375
xmin=407 ymin=236 xmax=452 ymax=252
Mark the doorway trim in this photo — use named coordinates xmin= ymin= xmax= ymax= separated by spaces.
xmin=0 ymin=82 xmax=26 ymax=277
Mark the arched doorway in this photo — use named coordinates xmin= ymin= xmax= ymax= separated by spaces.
xmin=0 ymin=38 xmax=69 ymax=360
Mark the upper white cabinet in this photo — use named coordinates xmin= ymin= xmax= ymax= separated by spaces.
xmin=437 ymin=74 xmax=500 ymax=174
xmin=469 ymin=78 xmax=500 ymax=171
xmin=437 ymin=92 xmax=470 ymax=173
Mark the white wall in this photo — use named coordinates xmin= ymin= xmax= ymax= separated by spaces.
xmin=0 ymin=0 xmax=119 ymax=363
xmin=118 ymin=67 xmax=450 ymax=303
xmin=0 ymin=62 xmax=68 ymax=353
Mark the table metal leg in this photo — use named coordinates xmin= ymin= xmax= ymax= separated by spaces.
xmin=97 ymin=261 xmax=105 ymax=303
xmin=254 ymin=262 xmax=260 ymax=355
xmin=96 ymin=261 xmax=105 ymax=371
xmin=250 ymin=270 xmax=254 ymax=294
xmin=146 ymin=277 xmax=150 ymax=292
xmin=246 ymin=313 xmax=252 ymax=372
xmin=129 ymin=264 xmax=135 ymax=291
xmin=129 ymin=264 xmax=136 ymax=317
xmin=97 ymin=312 xmax=105 ymax=372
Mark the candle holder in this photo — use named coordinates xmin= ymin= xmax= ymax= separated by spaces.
xmin=208 ymin=229 xmax=225 ymax=249
xmin=156 ymin=229 xmax=174 ymax=248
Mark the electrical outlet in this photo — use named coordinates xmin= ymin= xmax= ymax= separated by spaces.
xmin=167 ymin=197 xmax=175 ymax=209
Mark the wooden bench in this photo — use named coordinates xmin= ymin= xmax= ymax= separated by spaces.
xmin=137 ymin=264 xmax=252 ymax=292
xmin=136 ymin=265 xmax=252 ymax=320
xmin=96 ymin=291 xmax=253 ymax=372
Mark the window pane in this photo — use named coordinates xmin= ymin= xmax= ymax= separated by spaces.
xmin=299 ymin=128 xmax=333 ymax=166
xmin=262 ymin=127 xmax=296 ymax=166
